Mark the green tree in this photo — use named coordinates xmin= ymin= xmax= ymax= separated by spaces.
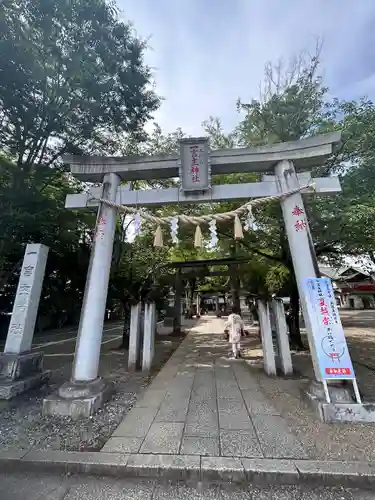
xmin=0 ymin=0 xmax=160 ymax=334
xmin=0 ymin=0 xmax=159 ymax=171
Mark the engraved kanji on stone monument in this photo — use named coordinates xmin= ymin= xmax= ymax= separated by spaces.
xmin=4 ymin=244 xmax=49 ymax=354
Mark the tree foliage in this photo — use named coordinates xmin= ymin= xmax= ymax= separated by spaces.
xmin=0 ymin=0 xmax=160 ymax=335
xmin=0 ymin=0 xmax=159 ymax=171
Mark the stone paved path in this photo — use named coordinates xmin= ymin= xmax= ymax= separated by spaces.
xmin=101 ymin=316 xmax=309 ymax=460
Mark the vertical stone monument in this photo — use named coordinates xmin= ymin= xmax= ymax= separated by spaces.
xmin=0 ymin=243 xmax=50 ymax=399
xmin=128 ymin=303 xmax=142 ymax=372
xmin=257 ymin=300 xmax=276 ymax=376
xmin=142 ymin=302 xmax=156 ymax=372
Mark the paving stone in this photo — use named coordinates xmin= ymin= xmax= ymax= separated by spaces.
xmin=241 ymin=458 xmax=299 ymax=485
xmin=101 ymin=437 xmax=143 ymax=454
xmin=140 ymin=422 xmax=184 ymax=454
xmin=194 ymin=372 xmax=215 ymax=382
xmin=220 ymin=430 xmax=263 ymax=458
xmin=191 ymin=397 xmax=218 ymax=411
xmin=241 ymin=390 xmax=281 ymax=416
xmin=134 ymin=389 xmax=167 ymax=409
xmin=0 ymin=448 xmax=28 ymax=463
xmin=215 ymin=378 xmax=238 ymax=388
xmin=126 ymin=454 xmax=200 ymax=480
xmin=150 ymin=379 xmax=176 ymax=390
xmin=186 ymin=402 xmax=218 ymax=426
xmin=21 ymin=450 xmax=129 ymax=475
xmin=192 ymin=380 xmax=216 ymax=396
xmin=217 ymin=398 xmax=248 ymax=415
xmin=214 ymin=367 xmax=236 ymax=379
xmin=184 ymin=422 xmax=219 ymax=438
xmin=155 ymin=399 xmax=190 ymax=422
xmin=180 ymin=436 xmax=219 ymax=456
xmin=174 ymin=372 xmax=195 ymax=383
xmin=252 ymin=415 xmax=308 ymax=459
xmin=234 ymin=377 xmax=260 ymax=392
xmin=216 ymin=386 xmax=243 ymax=400
xmin=190 ymin=389 xmax=216 ymax=403
xmin=215 ymin=378 xmax=238 ymax=387
xmin=232 ymin=367 xmax=260 ymax=391
xmin=295 ymin=460 xmax=375 ymax=487
xmin=218 ymin=399 xmax=253 ymax=430
xmin=201 ymin=456 xmax=245 ymax=483
xmin=167 ymin=385 xmax=194 ymax=398
xmin=112 ymin=408 xmax=156 ymax=438
xmin=193 ymin=377 xmax=215 ymax=387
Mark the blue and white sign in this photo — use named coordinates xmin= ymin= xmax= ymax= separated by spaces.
xmin=303 ymin=277 xmax=356 ymax=380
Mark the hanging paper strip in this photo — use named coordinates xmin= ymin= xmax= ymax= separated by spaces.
xmin=134 ymin=212 xmax=142 ymax=236
xmin=208 ymin=219 xmax=218 ymax=248
xmin=170 ymin=216 xmax=179 ymax=245
xmin=234 ymin=215 xmax=244 ymax=240
xmin=244 ymin=205 xmax=255 ymax=231
xmin=194 ymin=225 xmax=203 ymax=248
xmin=154 ymin=225 xmax=163 ymax=247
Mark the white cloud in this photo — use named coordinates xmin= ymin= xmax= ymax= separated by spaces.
xmin=118 ymin=0 xmax=375 ymax=135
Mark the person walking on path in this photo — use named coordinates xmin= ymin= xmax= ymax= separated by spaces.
xmin=224 ymin=306 xmax=245 ymax=359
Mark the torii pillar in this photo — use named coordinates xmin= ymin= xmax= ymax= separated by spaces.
xmin=275 ymin=160 xmax=320 ymax=378
xmin=43 ymin=172 xmax=120 ymax=418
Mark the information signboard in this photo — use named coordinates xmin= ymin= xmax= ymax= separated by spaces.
xmin=179 ymin=138 xmax=210 ymax=192
xmin=303 ymin=277 xmax=356 ymax=380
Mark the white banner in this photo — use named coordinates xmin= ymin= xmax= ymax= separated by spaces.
xmin=303 ymin=277 xmax=356 ymax=380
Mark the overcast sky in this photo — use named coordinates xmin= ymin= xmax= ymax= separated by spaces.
xmin=118 ymin=0 xmax=375 ymax=136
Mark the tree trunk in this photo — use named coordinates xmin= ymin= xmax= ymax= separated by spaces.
xmin=288 ymin=281 xmax=306 ymax=351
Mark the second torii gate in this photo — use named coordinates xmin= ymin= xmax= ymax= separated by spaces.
xmin=43 ymin=132 xmax=342 ymax=418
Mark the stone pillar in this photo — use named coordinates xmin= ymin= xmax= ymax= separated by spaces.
xmin=215 ymin=296 xmax=219 ymax=313
xmin=272 ymin=299 xmax=293 ymax=376
xmin=196 ymin=293 xmax=201 ymax=317
xmin=274 ymin=160 xmax=320 ymax=379
xmin=128 ymin=303 xmax=142 ymax=372
xmin=142 ymin=302 xmax=156 ymax=372
xmin=43 ymin=172 xmax=120 ymax=418
xmin=0 ymin=244 xmax=49 ymax=399
xmin=240 ymin=295 xmax=247 ymax=314
xmin=173 ymin=270 xmax=182 ymax=333
xmin=257 ymin=300 xmax=276 ymax=376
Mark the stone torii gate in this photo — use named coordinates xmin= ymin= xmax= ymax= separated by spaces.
xmin=163 ymin=256 xmax=253 ymax=331
xmin=43 ymin=132 xmax=342 ymax=418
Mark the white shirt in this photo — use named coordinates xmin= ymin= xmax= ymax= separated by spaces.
xmin=224 ymin=313 xmax=244 ymax=343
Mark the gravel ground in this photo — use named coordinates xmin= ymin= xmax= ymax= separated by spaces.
xmin=0 ymin=332 xmax=186 ymax=452
xmin=0 ymin=473 xmax=374 ymax=500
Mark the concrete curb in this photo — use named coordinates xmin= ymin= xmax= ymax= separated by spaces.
xmin=1 ymin=449 xmax=375 ymax=489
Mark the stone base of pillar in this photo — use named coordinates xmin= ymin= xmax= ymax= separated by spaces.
xmin=301 ymin=380 xmax=375 ymax=423
xmin=0 ymin=351 xmax=50 ymax=400
xmin=42 ymin=378 xmax=113 ymax=419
